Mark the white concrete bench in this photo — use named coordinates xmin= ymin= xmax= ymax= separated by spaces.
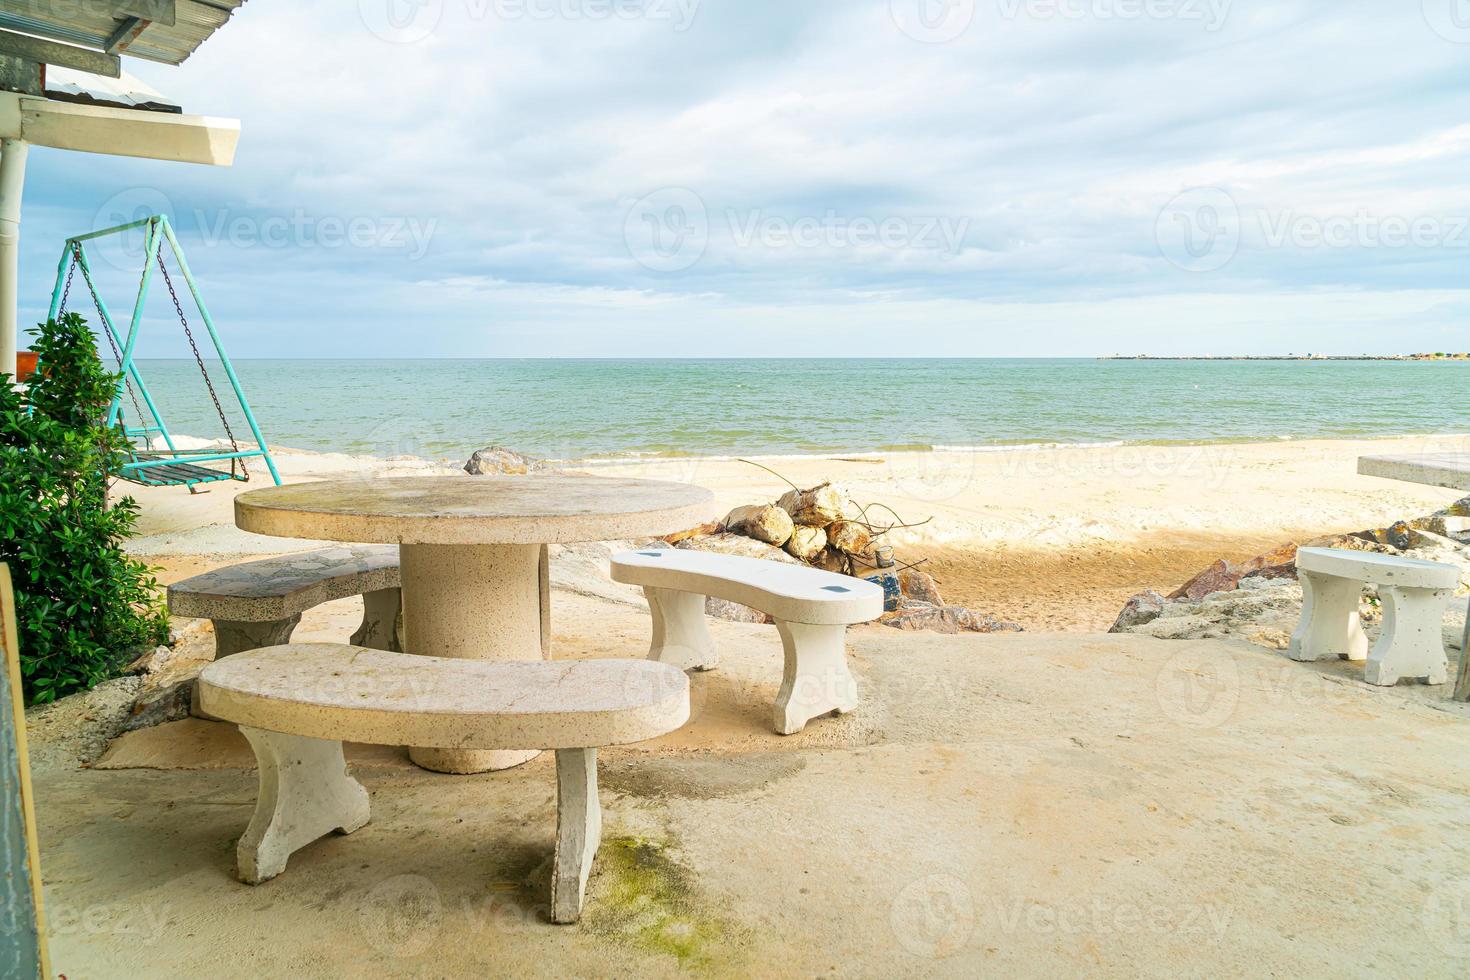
xmin=168 ymin=544 xmax=552 ymax=659
xmin=609 ymin=548 xmax=884 ymax=735
xmin=168 ymin=546 xmax=406 ymax=657
xmin=1288 ymin=547 xmax=1460 ymax=686
xmin=197 ymin=644 xmax=689 ymax=923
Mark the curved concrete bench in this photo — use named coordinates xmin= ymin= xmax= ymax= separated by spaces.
xmin=198 ymin=644 xmax=689 ymax=923
xmin=1288 ymin=547 xmax=1460 ymax=686
xmin=168 ymin=546 xmax=406 ymax=657
xmin=168 ymin=544 xmax=553 ymax=660
xmin=610 ymin=548 xmax=884 ymax=734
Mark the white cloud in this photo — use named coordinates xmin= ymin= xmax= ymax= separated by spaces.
xmin=17 ymin=0 xmax=1470 ymax=355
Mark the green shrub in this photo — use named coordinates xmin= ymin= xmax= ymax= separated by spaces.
xmin=0 ymin=313 xmax=167 ymax=703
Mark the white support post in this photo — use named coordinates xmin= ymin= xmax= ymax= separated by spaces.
xmin=551 ymin=747 xmax=602 ymax=924
xmin=1364 ymin=586 xmax=1452 ymax=687
xmin=1287 ymin=570 xmax=1369 ymax=663
xmin=773 ymin=620 xmax=858 ymax=735
xmin=235 ymin=727 xmax=371 ymax=885
xmin=0 ymin=138 xmax=27 ymax=378
xmin=644 ymin=586 xmax=718 ymax=671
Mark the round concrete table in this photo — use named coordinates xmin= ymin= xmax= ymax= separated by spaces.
xmin=234 ymin=474 xmax=715 ymax=773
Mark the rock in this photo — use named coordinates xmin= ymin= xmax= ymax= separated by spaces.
xmin=705 ymin=597 xmax=773 ymax=625
xmin=898 ymin=568 xmax=944 ymax=606
xmin=121 ymin=679 xmax=194 ymax=733
xmin=1301 ymin=533 xmax=1396 ymax=554
xmin=24 ymin=676 xmax=143 ymax=772
xmin=776 ymin=484 xmax=848 ymax=528
xmin=882 ymin=598 xmax=1023 ymax=634
xmin=827 ymin=520 xmax=872 ymax=556
xmin=1110 ymin=590 xmax=1167 ymax=632
xmin=676 ymin=532 xmax=802 ymax=565
xmin=662 ymin=522 xmax=721 ymax=545
xmin=464 ymin=446 xmax=539 ymax=475
xmin=1234 ymin=542 xmax=1299 ymax=581
xmin=1169 ymin=560 xmax=1241 ymax=601
xmin=811 ymin=547 xmax=848 ymax=573
xmin=722 ymin=504 xmax=795 ymax=547
xmin=785 ymin=525 xmax=827 ymax=562
xmin=125 ymin=644 xmax=173 ymax=675
xmin=1354 ymin=521 xmax=1414 ymax=551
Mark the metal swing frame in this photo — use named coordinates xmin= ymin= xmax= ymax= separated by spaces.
xmin=46 ymin=214 xmax=281 ymax=489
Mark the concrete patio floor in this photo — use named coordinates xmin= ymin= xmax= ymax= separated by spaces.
xmin=31 ymin=592 xmax=1470 ymax=977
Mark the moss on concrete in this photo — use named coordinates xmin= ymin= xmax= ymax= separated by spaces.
xmin=585 ymin=836 xmax=744 ymax=972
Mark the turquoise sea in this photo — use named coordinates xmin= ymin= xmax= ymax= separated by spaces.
xmin=124 ymin=358 xmax=1470 ymax=462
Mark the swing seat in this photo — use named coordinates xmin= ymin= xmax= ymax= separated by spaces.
xmin=124 ymin=454 xmax=245 ymax=488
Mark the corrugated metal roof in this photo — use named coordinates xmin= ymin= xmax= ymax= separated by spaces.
xmin=0 ymin=1 xmax=245 ymax=67
xmin=45 ymin=64 xmax=180 ymax=112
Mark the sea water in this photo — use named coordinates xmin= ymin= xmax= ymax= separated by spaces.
xmin=123 ymin=358 xmax=1470 ymax=462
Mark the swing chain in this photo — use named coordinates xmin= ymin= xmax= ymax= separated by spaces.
xmin=62 ymin=243 xmax=150 ymax=440
xmin=155 ymin=242 xmax=248 ymax=479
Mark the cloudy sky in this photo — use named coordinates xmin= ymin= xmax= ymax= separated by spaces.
xmin=18 ymin=0 xmax=1470 ymax=357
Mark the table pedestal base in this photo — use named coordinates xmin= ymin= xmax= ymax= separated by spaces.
xmin=401 ymin=542 xmax=544 ymax=774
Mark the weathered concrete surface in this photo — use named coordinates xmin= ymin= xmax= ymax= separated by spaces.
xmin=30 ymin=590 xmax=1470 ymax=977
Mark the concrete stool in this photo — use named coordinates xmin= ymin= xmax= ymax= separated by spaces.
xmin=198 ymin=644 xmax=689 ymax=923
xmin=610 ymin=549 xmax=884 ymax=734
xmin=1288 ymin=547 xmax=1459 ymax=686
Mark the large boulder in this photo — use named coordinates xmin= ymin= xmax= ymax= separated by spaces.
xmin=464 ymin=446 xmax=541 ymax=475
xmin=898 ymin=568 xmax=944 ymax=605
xmin=882 ymin=598 xmax=1023 ymax=634
xmin=722 ymin=504 xmax=795 ymax=547
xmin=827 ymin=520 xmax=872 ymax=556
xmin=676 ymin=532 xmax=801 ymax=563
xmin=776 ymin=484 xmax=849 ymax=528
xmin=1110 ymin=590 xmax=1167 ymax=632
xmin=1168 ymin=560 xmax=1240 ymax=601
xmin=785 ymin=525 xmax=827 ymax=562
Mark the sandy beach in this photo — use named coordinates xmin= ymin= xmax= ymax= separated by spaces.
xmin=126 ymin=432 xmax=1470 ymax=631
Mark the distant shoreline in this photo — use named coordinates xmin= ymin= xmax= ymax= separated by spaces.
xmin=1100 ymin=354 xmax=1469 ymax=362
